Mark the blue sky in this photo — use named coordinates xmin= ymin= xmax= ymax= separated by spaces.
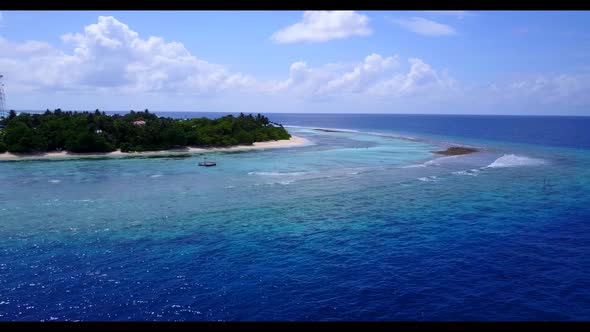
xmin=1 ymin=10 xmax=589 ymax=115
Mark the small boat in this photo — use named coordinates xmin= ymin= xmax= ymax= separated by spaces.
xmin=198 ymin=158 xmax=216 ymax=167
xmin=199 ymin=161 xmax=216 ymax=167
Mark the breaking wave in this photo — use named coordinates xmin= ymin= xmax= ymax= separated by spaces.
xmin=486 ymin=154 xmax=545 ymax=168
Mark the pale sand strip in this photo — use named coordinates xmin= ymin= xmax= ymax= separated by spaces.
xmin=0 ymin=135 xmax=312 ymax=161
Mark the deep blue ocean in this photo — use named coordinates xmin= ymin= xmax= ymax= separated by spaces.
xmin=1 ymin=113 xmax=589 ymax=321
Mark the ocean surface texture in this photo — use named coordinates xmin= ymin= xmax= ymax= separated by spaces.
xmin=1 ymin=113 xmax=589 ymax=321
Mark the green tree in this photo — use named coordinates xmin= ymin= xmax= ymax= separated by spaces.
xmin=5 ymin=121 xmax=33 ymax=152
xmin=66 ymin=132 xmax=113 ymax=153
xmin=163 ymin=125 xmax=187 ymax=147
xmin=0 ymin=110 xmax=291 ymax=154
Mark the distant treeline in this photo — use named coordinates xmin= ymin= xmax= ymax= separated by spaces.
xmin=0 ymin=110 xmax=291 ymax=153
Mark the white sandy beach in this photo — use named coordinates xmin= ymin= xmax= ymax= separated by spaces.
xmin=0 ymin=135 xmax=312 ymax=161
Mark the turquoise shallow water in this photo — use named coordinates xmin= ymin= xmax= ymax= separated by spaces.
xmin=1 ymin=118 xmax=589 ymax=321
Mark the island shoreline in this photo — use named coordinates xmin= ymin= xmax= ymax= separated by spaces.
xmin=432 ymin=146 xmax=479 ymax=156
xmin=0 ymin=135 xmax=312 ymax=161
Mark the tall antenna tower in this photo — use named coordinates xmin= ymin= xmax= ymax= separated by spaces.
xmin=0 ymin=74 xmax=6 ymax=119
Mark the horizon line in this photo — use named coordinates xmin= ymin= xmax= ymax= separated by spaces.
xmin=8 ymin=109 xmax=590 ymax=118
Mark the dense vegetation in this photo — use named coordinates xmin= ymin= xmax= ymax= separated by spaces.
xmin=0 ymin=110 xmax=291 ymax=154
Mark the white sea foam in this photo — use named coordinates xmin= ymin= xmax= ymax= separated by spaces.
xmin=403 ymin=155 xmax=464 ymax=169
xmin=312 ymin=127 xmax=362 ymax=134
xmin=48 ymin=179 xmax=61 ymax=184
xmin=248 ymin=171 xmax=308 ymax=176
xmin=295 ymin=125 xmax=423 ymax=142
xmin=453 ymin=170 xmax=479 ymax=176
xmin=485 ymin=154 xmax=545 ymax=168
xmin=150 ymin=174 xmax=163 ymax=178
xmin=289 ymin=125 xmax=473 ymax=151
xmin=401 ymin=164 xmax=427 ymax=168
xmin=265 ymin=180 xmax=296 ymax=186
xmin=424 ymin=155 xmax=462 ymax=166
xmin=417 ymin=176 xmax=439 ymax=182
xmin=365 ymin=131 xmax=420 ymax=142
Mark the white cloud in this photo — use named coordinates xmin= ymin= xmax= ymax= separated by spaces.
xmin=271 ymin=11 xmax=372 ymax=44
xmin=318 ymin=54 xmax=399 ymax=95
xmin=273 ymin=54 xmax=398 ymax=98
xmin=0 ymin=37 xmax=76 ymax=89
xmin=1 ymin=20 xmax=455 ymax=105
xmin=273 ymin=54 xmax=456 ymax=101
xmin=2 ymin=15 xmax=588 ymax=115
xmin=453 ymin=73 xmax=590 ymax=114
xmin=504 ymin=74 xmax=590 ymax=105
xmin=0 ymin=16 xmax=256 ymax=95
xmin=368 ymin=58 xmax=456 ymax=97
xmin=392 ymin=17 xmax=456 ymax=37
